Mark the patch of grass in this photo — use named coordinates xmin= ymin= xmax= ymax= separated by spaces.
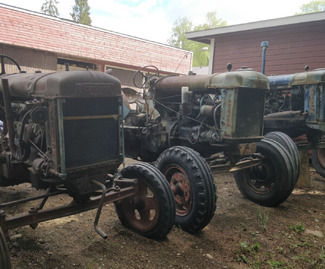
xmin=239 ymin=241 xmax=260 ymax=253
xmin=266 ymin=260 xmax=284 ymax=268
xmin=257 ymin=206 xmax=269 ymax=231
xmin=237 ymin=241 xmax=261 ymax=265
xmin=240 ymin=241 xmax=249 ymax=252
xmin=290 ymin=222 xmax=305 ymax=234
xmin=251 ymin=242 xmax=260 ymax=252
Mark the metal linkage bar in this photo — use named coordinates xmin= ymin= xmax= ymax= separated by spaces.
xmin=0 ymin=186 xmax=136 ymax=233
xmin=0 ymin=190 xmax=66 ymax=209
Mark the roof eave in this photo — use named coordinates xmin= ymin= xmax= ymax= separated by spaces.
xmin=187 ymin=11 xmax=325 ymax=42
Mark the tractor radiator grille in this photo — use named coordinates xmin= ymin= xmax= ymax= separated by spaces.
xmin=221 ymin=88 xmax=265 ymax=140
xmin=62 ymin=97 xmax=120 ymax=170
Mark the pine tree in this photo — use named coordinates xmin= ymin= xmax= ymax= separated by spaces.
xmin=70 ymin=0 xmax=92 ymax=26
xmin=41 ymin=0 xmax=59 ymax=17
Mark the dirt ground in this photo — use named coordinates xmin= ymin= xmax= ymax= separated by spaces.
xmin=2 ymin=161 xmax=325 ymax=269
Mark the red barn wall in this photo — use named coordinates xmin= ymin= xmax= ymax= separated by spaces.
xmin=212 ymin=20 xmax=325 ymax=76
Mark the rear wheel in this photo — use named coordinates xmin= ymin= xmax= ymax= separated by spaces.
xmin=0 ymin=227 xmax=11 ymax=269
xmin=155 ymin=146 xmax=217 ymax=233
xmin=312 ymin=148 xmax=325 ymax=178
xmin=234 ymin=139 xmax=294 ymax=206
xmin=115 ymin=163 xmax=175 ymax=240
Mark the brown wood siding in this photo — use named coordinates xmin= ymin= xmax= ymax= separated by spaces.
xmin=0 ymin=44 xmax=57 ymax=73
xmin=212 ymin=21 xmax=325 ymax=76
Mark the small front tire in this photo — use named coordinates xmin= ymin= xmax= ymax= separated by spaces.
xmin=115 ymin=163 xmax=175 ymax=240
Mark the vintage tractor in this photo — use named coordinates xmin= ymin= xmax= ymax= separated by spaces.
xmin=122 ymin=65 xmax=300 ymax=233
xmin=0 ymin=56 xmax=176 ymax=268
xmin=264 ymin=66 xmax=325 ymax=176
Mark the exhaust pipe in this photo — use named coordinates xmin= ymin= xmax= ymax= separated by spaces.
xmin=261 ymin=41 xmax=269 ymax=74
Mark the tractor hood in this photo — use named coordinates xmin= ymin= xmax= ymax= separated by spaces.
xmin=291 ymin=68 xmax=325 ymax=86
xmin=154 ymin=70 xmax=269 ymax=94
xmin=0 ymin=71 xmax=121 ymax=99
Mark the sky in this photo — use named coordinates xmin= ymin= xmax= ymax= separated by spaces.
xmin=0 ymin=0 xmax=313 ymax=44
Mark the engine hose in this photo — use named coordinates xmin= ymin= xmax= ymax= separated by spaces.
xmin=13 ymin=110 xmax=31 ymax=161
xmin=213 ymin=104 xmax=221 ymax=128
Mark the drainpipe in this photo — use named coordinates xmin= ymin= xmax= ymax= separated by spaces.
xmin=261 ymin=41 xmax=269 ymax=75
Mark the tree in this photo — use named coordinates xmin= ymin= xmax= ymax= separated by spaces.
xmin=41 ymin=0 xmax=59 ymax=17
xmin=296 ymin=0 xmax=325 ymax=14
xmin=168 ymin=12 xmax=226 ymax=67
xmin=70 ymin=0 xmax=92 ymax=26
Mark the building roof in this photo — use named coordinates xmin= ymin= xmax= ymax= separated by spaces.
xmin=0 ymin=3 xmax=192 ymax=74
xmin=187 ymin=11 xmax=325 ymax=44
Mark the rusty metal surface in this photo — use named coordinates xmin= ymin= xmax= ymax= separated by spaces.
xmin=0 ymin=71 xmax=121 ymax=98
xmin=154 ymin=70 xmax=269 ymax=96
xmin=292 ymin=68 xmax=325 ymax=85
xmin=0 ymin=186 xmax=136 ymax=232
xmin=238 ymin=143 xmax=257 ymax=155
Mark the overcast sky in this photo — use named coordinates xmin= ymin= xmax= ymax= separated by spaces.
xmin=0 ymin=0 xmax=313 ymax=44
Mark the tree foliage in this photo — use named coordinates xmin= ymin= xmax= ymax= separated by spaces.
xmin=168 ymin=12 xmax=226 ymax=67
xmin=296 ymin=0 xmax=325 ymax=14
xmin=41 ymin=0 xmax=59 ymax=17
xmin=70 ymin=0 xmax=92 ymax=26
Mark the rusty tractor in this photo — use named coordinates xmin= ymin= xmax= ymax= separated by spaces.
xmin=264 ymin=66 xmax=325 ymax=177
xmin=0 ymin=55 xmax=176 ymax=268
xmin=122 ymin=65 xmax=300 ymax=234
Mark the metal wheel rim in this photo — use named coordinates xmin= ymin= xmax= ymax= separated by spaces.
xmin=245 ymin=160 xmax=275 ymax=194
xmin=164 ymin=165 xmax=192 ymax=216
xmin=120 ymin=178 xmax=160 ymax=232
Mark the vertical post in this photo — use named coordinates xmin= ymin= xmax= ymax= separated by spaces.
xmin=261 ymin=41 xmax=269 ymax=75
xmin=296 ymin=150 xmax=311 ymax=188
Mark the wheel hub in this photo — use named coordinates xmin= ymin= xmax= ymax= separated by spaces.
xmin=165 ymin=165 xmax=192 ymax=216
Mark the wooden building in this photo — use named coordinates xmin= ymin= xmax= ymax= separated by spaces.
xmin=0 ymin=4 xmax=192 ymax=88
xmin=187 ymin=12 xmax=325 ymax=76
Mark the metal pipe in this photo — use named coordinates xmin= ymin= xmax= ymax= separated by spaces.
xmin=91 ymin=179 xmax=108 ymax=239
xmin=261 ymin=41 xmax=269 ymax=74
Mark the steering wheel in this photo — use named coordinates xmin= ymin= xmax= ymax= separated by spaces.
xmin=0 ymin=55 xmax=21 ymax=75
xmin=133 ymin=65 xmax=160 ymax=89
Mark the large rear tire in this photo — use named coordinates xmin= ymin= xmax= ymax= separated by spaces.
xmin=234 ymin=139 xmax=295 ymax=206
xmin=155 ymin=146 xmax=217 ymax=233
xmin=312 ymin=148 xmax=325 ymax=178
xmin=0 ymin=227 xmax=11 ymax=269
xmin=115 ymin=163 xmax=175 ymax=240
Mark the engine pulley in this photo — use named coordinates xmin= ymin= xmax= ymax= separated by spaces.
xmin=30 ymin=107 xmax=48 ymax=124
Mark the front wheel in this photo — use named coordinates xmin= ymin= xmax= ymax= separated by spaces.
xmin=115 ymin=163 xmax=175 ymax=240
xmin=155 ymin=146 xmax=217 ymax=233
xmin=234 ymin=139 xmax=294 ymax=206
